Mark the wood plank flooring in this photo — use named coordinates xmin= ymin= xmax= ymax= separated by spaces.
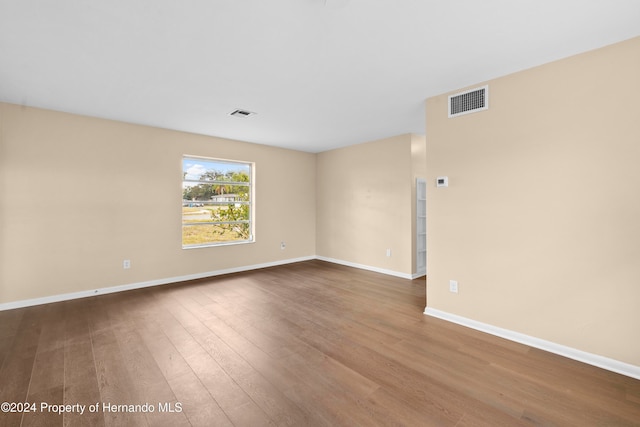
xmin=0 ymin=260 xmax=639 ymax=426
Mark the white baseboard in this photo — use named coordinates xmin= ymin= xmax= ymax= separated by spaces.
xmin=0 ymin=255 xmax=417 ymax=311
xmin=424 ymin=307 xmax=640 ymax=381
xmin=0 ymin=256 xmax=315 ymax=311
xmin=316 ymin=256 xmax=413 ymax=279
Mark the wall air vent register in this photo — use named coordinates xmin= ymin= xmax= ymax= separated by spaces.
xmin=448 ymin=85 xmax=488 ymax=118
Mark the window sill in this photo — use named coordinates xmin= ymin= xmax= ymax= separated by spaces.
xmin=182 ymin=239 xmax=255 ymax=250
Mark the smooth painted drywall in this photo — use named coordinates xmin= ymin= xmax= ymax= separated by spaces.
xmin=0 ymin=103 xmax=316 ymax=303
xmin=316 ymin=134 xmax=420 ymax=276
xmin=425 ymin=36 xmax=640 ymax=366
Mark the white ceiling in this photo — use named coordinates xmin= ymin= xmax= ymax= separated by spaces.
xmin=1 ymin=1 xmax=639 ymax=153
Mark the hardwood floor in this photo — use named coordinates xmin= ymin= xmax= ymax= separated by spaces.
xmin=0 ymin=260 xmax=639 ymax=426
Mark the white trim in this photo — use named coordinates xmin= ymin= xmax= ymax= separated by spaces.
xmin=424 ymin=307 xmax=640 ymax=381
xmin=0 ymin=256 xmax=315 ymax=311
xmin=0 ymin=255 xmax=418 ymax=311
xmin=316 ymin=256 xmax=413 ymax=279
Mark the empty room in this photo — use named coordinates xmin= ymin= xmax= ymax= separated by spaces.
xmin=1 ymin=1 xmax=639 ymax=426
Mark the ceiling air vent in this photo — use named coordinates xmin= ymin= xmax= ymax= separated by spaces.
xmin=448 ymin=85 xmax=488 ymax=118
xmin=229 ymin=109 xmax=256 ymax=118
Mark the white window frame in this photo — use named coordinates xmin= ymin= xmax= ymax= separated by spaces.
xmin=182 ymin=155 xmax=254 ymax=249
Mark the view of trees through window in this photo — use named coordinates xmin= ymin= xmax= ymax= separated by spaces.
xmin=182 ymin=156 xmax=253 ymax=247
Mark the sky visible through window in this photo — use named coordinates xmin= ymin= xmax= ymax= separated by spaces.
xmin=183 ymin=158 xmax=251 ymax=187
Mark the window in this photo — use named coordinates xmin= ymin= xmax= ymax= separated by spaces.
xmin=182 ymin=156 xmax=253 ymax=248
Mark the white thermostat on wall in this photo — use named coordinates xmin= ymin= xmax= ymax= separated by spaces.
xmin=436 ymin=176 xmax=449 ymax=187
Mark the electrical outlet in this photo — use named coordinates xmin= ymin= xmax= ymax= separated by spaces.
xmin=386 ymin=248 xmax=391 ymax=257
xmin=280 ymin=241 xmax=286 ymax=250
xmin=449 ymin=280 xmax=458 ymax=293
xmin=123 ymin=259 xmax=131 ymax=269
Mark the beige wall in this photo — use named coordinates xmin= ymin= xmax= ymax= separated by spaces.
xmin=425 ymin=37 xmax=640 ymax=365
xmin=316 ymin=134 xmax=425 ymax=276
xmin=0 ymin=103 xmax=316 ymax=304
